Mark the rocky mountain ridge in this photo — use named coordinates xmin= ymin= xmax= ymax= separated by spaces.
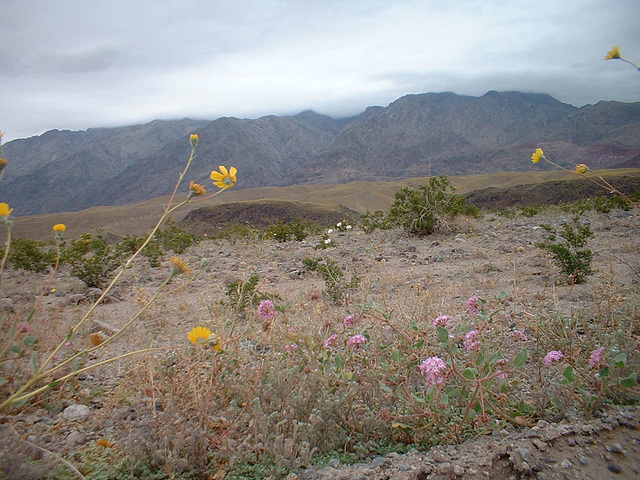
xmin=2 ymin=91 xmax=639 ymax=216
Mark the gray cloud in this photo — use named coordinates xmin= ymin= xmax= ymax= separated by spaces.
xmin=1 ymin=0 xmax=639 ymax=142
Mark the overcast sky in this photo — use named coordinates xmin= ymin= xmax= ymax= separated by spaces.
xmin=1 ymin=0 xmax=639 ymax=142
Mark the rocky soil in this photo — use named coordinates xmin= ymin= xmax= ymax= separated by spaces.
xmin=1 ymin=208 xmax=639 ymax=479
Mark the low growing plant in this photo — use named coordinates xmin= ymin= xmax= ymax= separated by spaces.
xmin=537 ymin=214 xmax=594 ymax=284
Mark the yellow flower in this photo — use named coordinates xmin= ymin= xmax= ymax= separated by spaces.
xmin=574 ymin=164 xmax=588 ymax=175
xmin=53 ymin=223 xmax=67 ymax=232
xmin=605 ymin=45 xmax=621 ymax=60
xmin=190 ymin=134 xmax=199 ymax=147
xmin=188 ymin=326 xmax=212 ymax=345
xmin=189 ymin=180 xmax=206 ymax=197
xmin=531 ymin=148 xmax=544 ymax=164
xmin=89 ymin=332 xmax=105 ymax=346
xmin=170 ymin=256 xmax=192 ymax=276
xmin=208 ymin=334 xmax=223 ymax=353
xmin=0 ymin=158 xmax=7 ymax=168
xmin=211 ymin=166 xmax=237 ymax=190
xmin=0 ymin=203 xmax=13 ymax=218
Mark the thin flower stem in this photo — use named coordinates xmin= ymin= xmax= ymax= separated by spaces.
xmin=4 ymin=345 xmax=181 ymax=408
xmin=619 ymin=57 xmax=640 ymax=71
xmin=0 ymin=223 xmax=12 ymax=289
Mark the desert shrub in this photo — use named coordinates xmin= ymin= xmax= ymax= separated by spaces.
xmin=491 ymin=207 xmax=516 ymax=218
xmin=118 ymin=234 xmax=164 ymax=267
xmin=157 ymin=218 xmax=200 ymax=254
xmin=386 ymin=176 xmax=480 ymax=236
xmin=6 ymin=238 xmax=58 ymax=273
xmin=62 ymin=232 xmax=126 ymax=288
xmin=302 ymin=257 xmax=359 ymax=304
xmin=224 ymin=274 xmax=278 ymax=315
xmin=537 ymin=215 xmax=594 ymax=284
xmin=359 ymin=210 xmax=390 ymax=233
xmin=519 ymin=204 xmax=544 ymax=217
xmin=263 ymin=219 xmax=308 ymax=242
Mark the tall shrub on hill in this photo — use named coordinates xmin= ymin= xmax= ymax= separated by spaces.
xmin=386 ymin=176 xmax=480 ymax=236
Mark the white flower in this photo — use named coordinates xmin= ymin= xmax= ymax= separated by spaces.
xmin=346 ymin=225 xmax=352 ymax=230
xmin=327 ymin=229 xmax=333 ymax=234
xmin=336 ymin=222 xmax=342 ymax=228
xmin=324 ymin=238 xmax=332 ymax=244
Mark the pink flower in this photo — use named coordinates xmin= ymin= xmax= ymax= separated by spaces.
xmin=324 ymin=334 xmax=338 ymax=348
xmin=466 ymin=296 xmax=481 ymax=316
xmin=348 ymin=334 xmax=367 ymax=349
xmin=284 ymin=344 xmax=298 ymax=354
xmin=343 ymin=313 xmax=361 ymax=328
xmin=257 ymin=300 xmax=277 ymax=320
xmin=433 ymin=315 xmax=451 ymax=328
xmin=589 ymin=347 xmax=605 ymax=369
xmin=419 ymin=356 xmax=448 ymax=388
xmin=16 ymin=322 xmax=31 ymax=333
xmin=464 ymin=330 xmax=480 ymax=352
xmin=511 ymin=330 xmax=528 ymax=342
xmin=544 ymin=350 xmax=564 ymax=365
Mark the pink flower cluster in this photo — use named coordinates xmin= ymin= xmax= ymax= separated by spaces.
xmin=466 ymin=295 xmax=481 ymax=316
xmin=544 ymin=350 xmax=564 ymax=364
xmin=419 ymin=356 xmax=448 ymax=388
xmin=343 ymin=313 xmax=361 ymax=328
xmin=511 ymin=330 xmax=528 ymax=342
xmin=284 ymin=344 xmax=298 ymax=354
xmin=348 ymin=334 xmax=367 ymax=349
xmin=433 ymin=315 xmax=451 ymax=328
xmin=324 ymin=333 xmax=338 ymax=348
xmin=589 ymin=347 xmax=605 ymax=369
xmin=464 ymin=330 xmax=480 ymax=352
xmin=257 ymin=300 xmax=277 ymax=320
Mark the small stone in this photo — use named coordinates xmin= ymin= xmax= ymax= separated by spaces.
xmin=560 ymin=460 xmax=572 ymax=469
xmin=532 ymin=439 xmax=548 ymax=451
xmin=579 ymin=456 xmax=588 ymax=465
xmin=453 ymin=464 xmax=465 ymax=476
xmin=62 ymin=404 xmax=91 ymax=422
xmin=607 ymin=464 xmax=622 ymax=474
xmin=536 ymin=473 xmax=548 ymax=480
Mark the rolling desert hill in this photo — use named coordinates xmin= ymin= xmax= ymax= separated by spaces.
xmin=6 ymin=168 xmax=640 ymax=243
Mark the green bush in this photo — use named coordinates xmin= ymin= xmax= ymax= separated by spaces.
xmin=6 ymin=238 xmax=58 ymax=273
xmin=62 ymin=232 xmax=126 ymax=289
xmin=386 ymin=176 xmax=480 ymax=236
xmin=157 ymin=218 xmax=200 ymax=254
xmin=359 ymin=210 xmax=391 ymax=233
xmin=263 ymin=219 xmax=308 ymax=242
xmin=302 ymin=257 xmax=359 ymax=305
xmin=537 ymin=215 xmax=594 ymax=284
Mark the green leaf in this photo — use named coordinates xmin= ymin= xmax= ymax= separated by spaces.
xmin=10 ymin=345 xmax=22 ymax=354
xmin=514 ymin=348 xmax=528 ymax=367
xmin=614 ymin=353 xmax=627 ymax=369
xmin=30 ymin=351 xmax=39 ymax=373
xmin=620 ymin=373 xmax=638 ymax=388
xmin=66 ymin=328 xmax=74 ymax=340
xmin=462 ymin=367 xmax=478 ymax=379
xmin=410 ymin=321 xmax=419 ymax=332
xmin=23 ymin=336 xmax=38 ymax=347
xmin=48 ymin=380 xmax=61 ymax=389
xmin=413 ymin=339 xmax=425 ymax=349
xmin=0 ymin=377 xmax=7 ymax=386
xmin=334 ymin=355 xmax=345 ymax=369
xmin=496 ymin=291 xmax=507 ymax=301
xmin=475 ymin=351 xmax=485 ymax=366
xmin=562 ymin=365 xmax=576 ymax=383
xmin=599 ymin=366 xmax=610 ymax=379
xmin=552 ymin=397 xmax=564 ymax=411
xmin=436 ymin=326 xmax=450 ymax=343
xmin=379 ymin=382 xmax=392 ymax=394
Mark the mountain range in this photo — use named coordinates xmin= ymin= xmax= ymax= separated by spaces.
xmin=2 ymin=90 xmax=639 ymax=217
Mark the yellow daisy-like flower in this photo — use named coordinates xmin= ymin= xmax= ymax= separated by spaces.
xmin=188 ymin=326 xmax=212 ymax=345
xmin=605 ymin=45 xmax=621 ymax=60
xmin=574 ymin=164 xmax=588 ymax=175
xmin=0 ymin=202 xmax=13 ymax=218
xmin=190 ymin=134 xmax=199 ymax=147
xmin=170 ymin=255 xmax=192 ymax=276
xmin=53 ymin=223 xmax=67 ymax=232
xmin=211 ymin=166 xmax=237 ymax=190
xmin=531 ymin=148 xmax=544 ymax=164
xmin=189 ymin=180 xmax=206 ymax=197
